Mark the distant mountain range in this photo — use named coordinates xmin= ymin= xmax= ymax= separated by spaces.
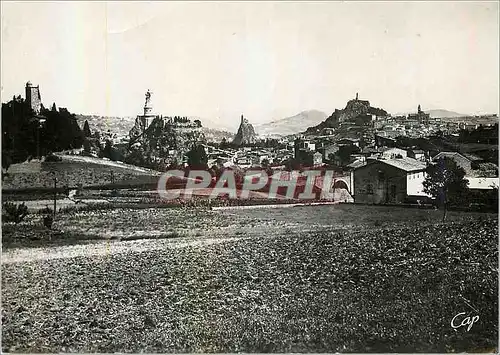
xmin=394 ymin=109 xmax=467 ymax=118
xmin=425 ymin=109 xmax=467 ymax=118
xmin=254 ymin=110 xmax=328 ymax=137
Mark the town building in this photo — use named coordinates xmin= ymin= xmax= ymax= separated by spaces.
xmin=433 ymin=152 xmax=483 ymax=176
xmin=407 ymin=104 xmax=430 ymax=123
xmin=313 ymin=152 xmax=323 ymax=166
xmin=316 ymin=143 xmax=339 ymax=162
xmin=294 ymin=138 xmax=317 ymax=166
xmin=353 ymin=157 xmax=428 ymax=204
xmin=380 ymin=147 xmax=408 ymax=159
xmin=432 ymin=151 xmax=499 ymax=191
xmin=407 ymin=149 xmax=427 ymax=161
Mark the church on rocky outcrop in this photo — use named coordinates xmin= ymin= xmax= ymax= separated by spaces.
xmin=232 ymin=114 xmax=257 ymax=146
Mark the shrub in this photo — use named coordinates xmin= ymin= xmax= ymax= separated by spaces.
xmin=45 ymin=154 xmax=63 ymax=162
xmin=38 ymin=206 xmax=53 ymax=215
xmin=43 ymin=215 xmax=54 ymax=229
xmin=2 ymin=202 xmax=29 ymax=223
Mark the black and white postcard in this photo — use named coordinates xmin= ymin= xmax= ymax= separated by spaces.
xmin=1 ymin=1 xmax=498 ymax=353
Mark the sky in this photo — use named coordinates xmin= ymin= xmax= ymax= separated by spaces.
xmin=1 ymin=1 xmax=499 ymax=130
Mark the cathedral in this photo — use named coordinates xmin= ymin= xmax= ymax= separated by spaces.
xmin=407 ymin=104 xmax=430 ymax=122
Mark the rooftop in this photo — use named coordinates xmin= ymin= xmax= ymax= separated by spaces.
xmin=380 ymin=158 xmax=427 ymax=172
xmin=356 ymin=157 xmax=426 ymax=172
xmin=348 ymin=159 xmax=367 ymax=169
xmin=434 ymin=151 xmax=484 ymax=163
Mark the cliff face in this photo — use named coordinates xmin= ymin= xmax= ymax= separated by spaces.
xmin=339 ymin=99 xmax=371 ymax=122
xmin=305 ymin=97 xmax=388 ymax=133
xmin=129 ymin=116 xmax=148 ymax=142
xmin=233 ymin=115 xmax=257 ymax=145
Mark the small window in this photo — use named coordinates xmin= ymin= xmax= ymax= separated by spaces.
xmin=366 ymin=184 xmax=374 ymax=194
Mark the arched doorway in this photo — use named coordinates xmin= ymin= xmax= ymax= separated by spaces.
xmin=331 ymin=179 xmax=354 ymax=203
xmin=332 ymin=179 xmax=349 ymax=191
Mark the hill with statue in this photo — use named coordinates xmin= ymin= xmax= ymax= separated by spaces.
xmin=305 ymin=93 xmax=388 ymax=135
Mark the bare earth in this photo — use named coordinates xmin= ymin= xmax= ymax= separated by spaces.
xmin=2 ymin=205 xmax=498 ymax=353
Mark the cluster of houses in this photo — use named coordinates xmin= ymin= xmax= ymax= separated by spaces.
xmin=368 ymin=106 xmax=497 ymax=139
xmin=203 ymin=144 xmax=294 ymax=169
xmin=349 ymin=148 xmax=498 ymax=205
xmin=276 ymin=125 xmax=498 ymax=204
xmin=374 ymin=116 xmax=497 ymax=139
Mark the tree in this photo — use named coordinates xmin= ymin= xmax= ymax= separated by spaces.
xmin=186 ymin=144 xmax=208 ymax=170
xmin=83 ymin=120 xmax=92 ymax=137
xmin=2 ymin=202 xmax=29 ymax=224
xmin=100 ymin=139 xmax=122 ymax=162
xmin=336 ymin=145 xmax=360 ymax=166
xmin=220 ymin=137 xmax=228 ymax=150
xmin=422 ymin=157 xmax=469 ymax=221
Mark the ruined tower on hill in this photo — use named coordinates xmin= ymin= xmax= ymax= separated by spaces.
xmin=25 ymin=81 xmax=41 ymax=114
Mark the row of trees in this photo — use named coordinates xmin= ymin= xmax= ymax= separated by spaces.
xmin=2 ymin=97 xmax=84 ymax=171
xmin=214 ymin=137 xmax=288 ymax=151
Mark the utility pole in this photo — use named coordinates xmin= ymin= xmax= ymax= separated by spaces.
xmin=53 ymin=172 xmax=57 ymax=219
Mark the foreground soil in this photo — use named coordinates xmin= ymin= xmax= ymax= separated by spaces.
xmin=1 ymin=208 xmax=497 ymax=353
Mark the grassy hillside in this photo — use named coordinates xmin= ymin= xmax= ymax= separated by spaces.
xmin=75 ymin=114 xmax=135 ymax=138
xmin=3 ymin=155 xmax=160 ymax=191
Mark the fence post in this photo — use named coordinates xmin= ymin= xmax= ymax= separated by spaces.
xmin=53 ymin=172 xmax=57 ymax=219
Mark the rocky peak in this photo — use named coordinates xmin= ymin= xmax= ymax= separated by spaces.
xmin=305 ymin=94 xmax=388 ymax=133
xmin=340 ymin=98 xmax=371 ymax=122
xmin=233 ymin=114 xmax=257 ymax=146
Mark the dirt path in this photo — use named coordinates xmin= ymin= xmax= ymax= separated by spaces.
xmin=1 ymin=236 xmax=243 ymax=264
